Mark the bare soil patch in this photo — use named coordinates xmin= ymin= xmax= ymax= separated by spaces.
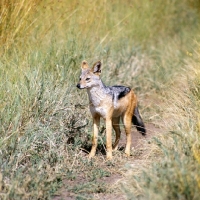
xmin=52 ymin=122 xmax=159 ymax=200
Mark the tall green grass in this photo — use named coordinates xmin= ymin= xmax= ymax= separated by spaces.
xmin=0 ymin=0 xmax=200 ymax=199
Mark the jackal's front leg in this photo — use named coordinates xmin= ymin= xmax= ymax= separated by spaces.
xmin=89 ymin=115 xmax=100 ymax=159
xmin=106 ymin=118 xmax=113 ymax=160
xmin=112 ymin=117 xmax=121 ymax=151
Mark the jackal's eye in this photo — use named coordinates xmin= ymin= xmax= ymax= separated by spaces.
xmin=86 ymin=78 xmax=90 ymax=81
xmin=79 ymin=78 xmax=81 ymax=81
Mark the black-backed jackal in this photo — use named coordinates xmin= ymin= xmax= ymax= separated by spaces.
xmin=77 ymin=60 xmax=146 ymax=160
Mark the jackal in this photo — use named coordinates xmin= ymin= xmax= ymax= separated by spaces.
xmin=76 ymin=60 xmax=146 ymax=159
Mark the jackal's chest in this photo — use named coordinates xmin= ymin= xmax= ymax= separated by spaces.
xmin=89 ymin=100 xmax=124 ymax=119
xmin=89 ymin=98 xmax=112 ymax=118
xmin=89 ymin=104 xmax=107 ymax=118
xmin=87 ymin=90 xmax=112 ymax=118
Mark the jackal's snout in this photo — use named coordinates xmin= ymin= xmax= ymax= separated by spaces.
xmin=76 ymin=83 xmax=81 ymax=89
xmin=76 ymin=83 xmax=86 ymax=89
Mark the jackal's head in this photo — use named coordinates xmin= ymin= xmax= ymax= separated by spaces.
xmin=76 ymin=60 xmax=102 ymax=89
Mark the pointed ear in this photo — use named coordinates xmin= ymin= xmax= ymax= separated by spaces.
xmin=91 ymin=61 xmax=101 ymax=75
xmin=81 ymin=60 xmax=89 ymax=70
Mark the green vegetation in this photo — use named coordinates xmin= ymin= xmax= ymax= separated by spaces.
xmin=124 ymin=66 xmax=200 ymax=199
xmin=0 ymin=0 xmax=200 ymax=199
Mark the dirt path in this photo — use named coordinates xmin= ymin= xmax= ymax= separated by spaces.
xmin=52 ymin=121 xmax=159 ymax=200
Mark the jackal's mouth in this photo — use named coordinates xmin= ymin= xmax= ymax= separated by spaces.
xmin=76 ymin=84 xmax=87 ymax=89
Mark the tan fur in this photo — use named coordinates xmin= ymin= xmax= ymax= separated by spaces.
xmin=77 ymin=60 xmax=140 ymax=160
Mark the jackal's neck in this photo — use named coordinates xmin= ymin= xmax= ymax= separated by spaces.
xmin=86 ymin=79 xmax=108 ymax=105
xmin=88 ymin=79 xmax=107 ymax=92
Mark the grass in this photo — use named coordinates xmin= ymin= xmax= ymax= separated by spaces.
xmin=0 ymin=0 xmax=200 ymax=199
xmin=123 ymin=62 xmax=200 ymax=199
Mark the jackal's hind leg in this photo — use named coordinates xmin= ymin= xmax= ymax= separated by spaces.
xmin=112 ymin=117 xmax=121 ymax=151
xmin=123 ymin=113 xmax=132 ymax=156
xmin=89 ymin=115 xmax=100 ymax=159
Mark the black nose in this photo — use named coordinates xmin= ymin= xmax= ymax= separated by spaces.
xmin=76 ymin=83 xmax=80 ymax=89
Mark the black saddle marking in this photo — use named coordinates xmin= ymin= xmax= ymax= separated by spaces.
xmin=109 ymin=85 xmax=131 ymax=100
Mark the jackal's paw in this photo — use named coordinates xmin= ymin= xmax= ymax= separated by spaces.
xmin=112 ymin=145 xmax=118 ymax=151
xmin=88 ymin=152 xmax=95 ymax=159
xmin=106 ymin=152 xmax=113 ymax=160
xmin=125 ymin=150 xmax=130 ymax=157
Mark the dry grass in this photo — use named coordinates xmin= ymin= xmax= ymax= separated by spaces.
xmin=0 ymin=0 xmax=200 ymax=199
xmin=123 ymin=51 xmax=200 ymax=199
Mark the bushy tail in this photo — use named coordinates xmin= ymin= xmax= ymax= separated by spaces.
xmin=132 ymin=106 xmax=146 ymax=135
